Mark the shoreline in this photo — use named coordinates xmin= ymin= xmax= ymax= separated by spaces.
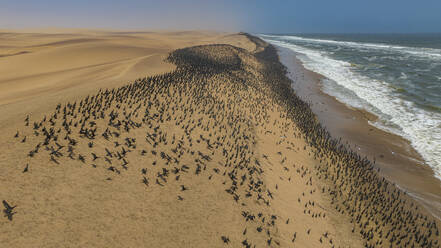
xmin=275 ymin=45 xmax=441 ymax=220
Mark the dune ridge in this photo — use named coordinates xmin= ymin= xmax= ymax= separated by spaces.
xmin=0 ymin=32 xmax=439 ymax=247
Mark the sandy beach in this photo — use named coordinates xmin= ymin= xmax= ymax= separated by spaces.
xmin=0 ymin=30 xmax=440 ymax=248
xmin=276 ymin=46 xmax=441 ymax=221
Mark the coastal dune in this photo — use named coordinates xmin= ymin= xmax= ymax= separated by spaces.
xmin=0 ymin=30 xmax=253 ymax=125
xmin=0 ymin=31 xmax=439 ymax=248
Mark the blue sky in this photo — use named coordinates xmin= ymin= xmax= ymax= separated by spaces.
xmin=1 ymin=0 xmax=440 ymax=33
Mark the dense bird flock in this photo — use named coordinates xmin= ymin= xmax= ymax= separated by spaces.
xmin=4 ymin=33 xmax=440 ymax=247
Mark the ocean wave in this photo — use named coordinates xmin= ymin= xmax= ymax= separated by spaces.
xmin=262 ymin=37 xmax=441 ymax=180
xmin=260 ymin=34 xmax=441 ymax=60
xmin=399 ymin=72 xmax=408 ymax=80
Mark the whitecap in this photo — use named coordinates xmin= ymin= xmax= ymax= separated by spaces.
xmin=260 ymin=34 xmax=441 ymax=60
xmin=262 ymin=36 xmax=441 ymax=180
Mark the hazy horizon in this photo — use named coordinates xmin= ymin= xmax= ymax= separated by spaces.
xmin=2 ymin=0 xmax=441 ymax=33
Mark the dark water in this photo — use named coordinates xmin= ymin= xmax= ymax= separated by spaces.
xmin=260 ymin=33 xmax=441 ymax=179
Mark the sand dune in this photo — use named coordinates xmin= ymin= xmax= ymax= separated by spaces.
xmin=0 ymin=30 xmax=253 ymax=128
xmin=0 ymin=31 xmax=439 ymax=248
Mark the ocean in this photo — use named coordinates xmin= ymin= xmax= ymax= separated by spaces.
xmin=259 ymin=33 xmax=441 ymax=179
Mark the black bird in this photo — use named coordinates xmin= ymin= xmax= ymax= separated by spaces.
xmin=78 ymin=154 xmax=85 ymax=163
xmin=2 ymin=200 xmax=16 ymax=221
xmin=105 ymin=148 xmax=113 ymax=157
xmin=267 ymin=238 xmax=272 ymax=246
xmin=242 ymin=239 xmax=251 ymax=248
xmin=180 ymin=185 xmax=188 ymax=191
xmin=50 ymin=155 xmax=59 ymax=164
xmin=23 ymin=164 xmax=29 ymax=173
xmin=221 ymin=236 xmax=230 ymax=244
xmin=156 ymin=178 xmax=164 ymax=186
xmin=142 ymin=176 xmax=149 ymax=186
xmin=121 ymin=159 xmax=129 ymax=170
xmin=55 ymin=142 xmax=64 ymax=150
xmin=105 ymin=157 xmax=112 ymax=164
xmin=91 ymin=153 xmax=99 ymax=161
xmin=267 ymin=189 xmax=273 ymax=199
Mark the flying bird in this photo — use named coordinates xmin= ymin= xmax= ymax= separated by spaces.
xmin=2 ymin=200 xmax=16 ymax=221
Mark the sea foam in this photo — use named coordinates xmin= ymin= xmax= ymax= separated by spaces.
xmin=261 ymin=36 xmax=441 ymax=180
xmin=261 ymin=34 xmax=441 ymax=60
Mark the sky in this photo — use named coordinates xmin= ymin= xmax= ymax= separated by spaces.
xmin=1 ymin=0 xmax=441 ymax=33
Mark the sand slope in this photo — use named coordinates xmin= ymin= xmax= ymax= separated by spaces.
xmin=0 ymin=31 xmax=439 ymax=248
xmin=0 ymin=30 xmax=253 ymax=129
xmin=0 ymin=31 xmax=360 ymax=247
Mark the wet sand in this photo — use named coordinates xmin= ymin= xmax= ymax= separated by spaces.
xmin=277 ymin=46 xmax=441 ymax=220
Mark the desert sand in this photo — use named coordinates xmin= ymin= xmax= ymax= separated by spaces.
xmin=0 ymin=31 xmax=439 ymax=248
xmin=0 ymin=30 xmax=252 ymax=123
